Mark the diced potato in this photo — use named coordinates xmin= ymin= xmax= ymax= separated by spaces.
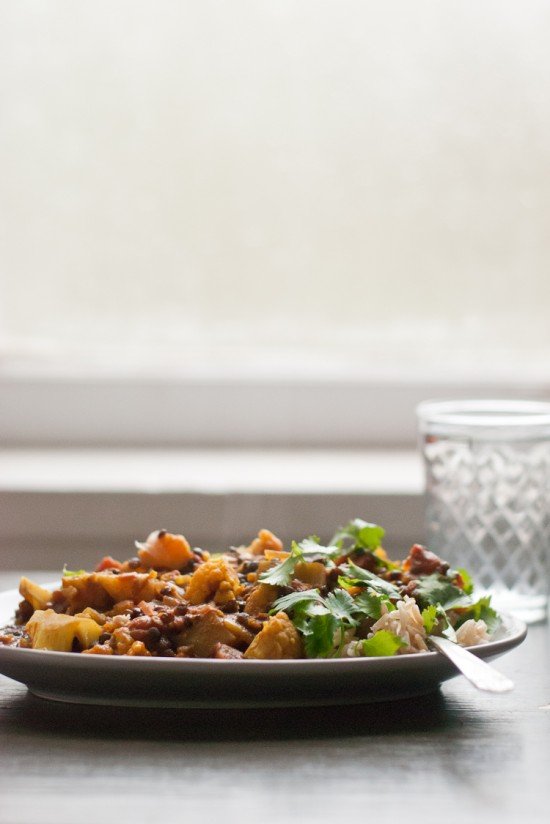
xmin=244 ymin=583 xmax=279 ymax=615
xmin=59 ymin=576 xmax=111 ymax=612
xmin=244 ymin=612 xmax=302 ymax=659
xmin=135 ymin=530 xmax=194 ymax=570
xmin=61 ymin=571 xmax=160 ymax=613
xmin=19 ymin=578 xmax=52 ymax=611
xmin=77 ymin=607 xmax=106 ymax=625
xmin=185 ymin=558 xmax=241 ymax=605
xmin=222 ymin=618 xmax=254 ymax=647
xmin=96 ymin=571 xmax=159 ymax=604
xmin=294 ymin=561 xmax=327 ymax=589
xmin=176 ymin=605 xmax=240 ymax=657
xmin=264 ymin=549 xmax=290 ymax=561
xmin=213 ymin=643 xmax=243 ymax=659
xmin=256 ymin=558 xmax=275 ymax=575
xmin=26 ymin=609 xmax=102 ymax=651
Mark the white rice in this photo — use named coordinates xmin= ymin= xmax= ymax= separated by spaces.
xmin=342 ymin=639 xmax=364 ymax=657
xmin=455 ymin=618 xmax=489 ymax=646
xmin=369 ymin=596 xmax=429 ymax=653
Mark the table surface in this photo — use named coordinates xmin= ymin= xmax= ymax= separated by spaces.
xmin=0 ymin=571 xmax=549 ymax=824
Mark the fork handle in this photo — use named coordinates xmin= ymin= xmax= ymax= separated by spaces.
xmin=429 ymin=635 xmax=514 ymax=693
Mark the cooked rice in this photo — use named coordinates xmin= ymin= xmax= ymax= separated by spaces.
xmin=341 ymin=639 xmax=363 ymax=657
xmin=369 ymin=596 xmax=429 ymax=653
xmin=455 ymin=618 xmax=489 ymax=646
xmin=343 ymin=602 xmax=491 ymax=657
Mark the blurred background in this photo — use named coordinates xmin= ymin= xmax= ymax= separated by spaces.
xmin=0 ymin=0 xmax=549 ymax=567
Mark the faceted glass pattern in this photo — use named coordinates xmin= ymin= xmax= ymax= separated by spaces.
xmin=423 ymin=436 xmax=550 ymax=622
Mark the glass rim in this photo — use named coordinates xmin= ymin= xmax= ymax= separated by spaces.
xmin=416 ymin=399 xmax=550 ymax=431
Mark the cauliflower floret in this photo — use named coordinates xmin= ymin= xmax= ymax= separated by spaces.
xmin=135 ymin=529 xmax=194 ymax=570
xmin=244 ymin=583 xmax=279 ymax=615
xmin=246 ymin=529 xmax=284 ymax=556
xmin=244 ymin=612 xmax=302 ymax=659
xmin=185 ymin=557 xmax=241 ymax=605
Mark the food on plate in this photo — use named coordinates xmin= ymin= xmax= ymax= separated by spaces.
xmin=0 ymin=520 xmax=500 ymax=660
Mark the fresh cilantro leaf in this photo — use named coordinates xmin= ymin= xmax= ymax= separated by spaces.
xmin=289 ymin=602 xmax=314 ymax=634
xmin=259 ymin=536 xmax=340 ymax=587
xmin=62 ymin=565 xmax=87 ymax=578
xmin=455 ymin=595 xmax=500 ymax=634
xmin=361 ymin=630 xmax=406 ymax=657
xmin=331 ymin=518 xmax=385 ymax=552
xmin=351 ymin=590 xmax=389 ymax=621
xmin=413 ymin=574 xmax=472 ymax=610
xmin=325 ymin=589 xmax=358 ymax=625
xmin=285 ymin=598 xmax=329 ymax=632
xmin=273 ymin=587 xmax=360 ymax=658
xmin=271 ymin=589 xmax=324 ymax=614
xmin=456 ymin=567 xmax=474 ymax=595
xmin=258 ymin=551 xmax=299 ymax=586
xmin=340 ymin=561 xmax=401 ymax=599
xmin=296 ymin=537 xmax=340 ymax=562
xmin=421 ymin=604 xmax=438 ymax=633
xmin=259 ymin=539 xmax=308 ymax=585
xmin=274 ymin=585 xmax=358 ymax=628
xmin=421 ymin=603 xmax=457 ymax=640
xmin=303 ymin=613 xmax=339 ymax=658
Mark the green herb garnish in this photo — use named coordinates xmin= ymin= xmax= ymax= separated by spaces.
xmin=421 ymin=603 xmax=456 ymax=640
xmin=339 ymin=561 xmax=401 ymax=599
xmin=456 ymin=567 xmax=474 ymax=595
xmin=361 ymin=630 xmax=406 ymax=657
xmin=271 ymin=589 xmax=325 ymax=614
xmin=454 ymin=595 xmax=500 ymax=634
xmin=352 ymin=589 xmax=391 ymax=620
xmin=258 ymin=552 xmax=300 ymax=586
xmin=272 ymin=582 xmax=400 ymax=658
xmin=413 ymin=573 xmax=471 ymax=610
xmin=259 ymin=538 xmax=339 ymax=586
xmin=62 ymin=566 xmax=87 ymax=578
xmin=303 ymin=613 xmax=340 ymax=658
xmin=325 ymin=588 xmax=358 ymax=624
xmin=271 ymin=587 xmax=360 ymax=658
xmin=331 ymin=519 xmax=385 ymax=552
xmin=421 ymin=604 xmax=439 ymax=633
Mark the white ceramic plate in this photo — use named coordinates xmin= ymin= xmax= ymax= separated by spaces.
xmin=0 ymin=583 xmax=527 ymax=707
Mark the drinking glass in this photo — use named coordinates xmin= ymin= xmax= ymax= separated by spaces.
xmin=417 ymin=400 xmax=550 ymax=623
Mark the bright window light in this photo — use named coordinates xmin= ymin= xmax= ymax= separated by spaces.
xmin=1 ymin=1 xmax=549 ymax=380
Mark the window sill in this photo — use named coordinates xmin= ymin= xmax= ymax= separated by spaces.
xmin=0 ymin=448 xmax=424 ymax=569
xmin=2 ymin=370 xmax=548 ymax=449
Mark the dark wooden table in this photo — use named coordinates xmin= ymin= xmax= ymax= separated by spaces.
xmin=0 ymin=571 xmax=548 ymax=824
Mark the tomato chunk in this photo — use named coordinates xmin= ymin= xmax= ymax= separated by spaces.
xmin=95 ymin=555 xmax=123 ymax=572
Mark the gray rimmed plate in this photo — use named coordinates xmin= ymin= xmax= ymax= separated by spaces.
xmin=0 ymin=583 xmax=527 ymax=708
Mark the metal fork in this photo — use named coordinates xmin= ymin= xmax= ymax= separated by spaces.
xmin=429 ymin=635 xmax=514 ymax=693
